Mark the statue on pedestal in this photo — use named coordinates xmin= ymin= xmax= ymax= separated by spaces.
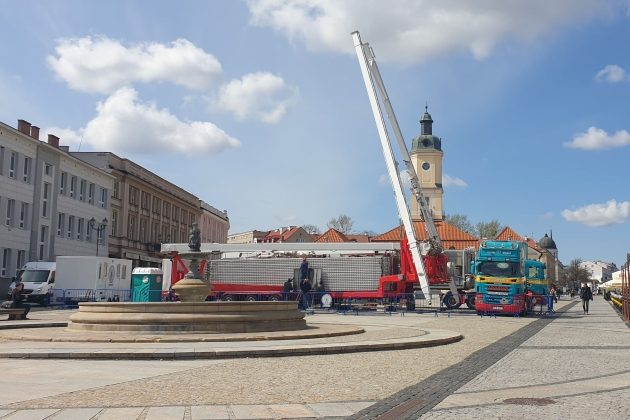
xmin=188 ymin=222 xmax=201 ymax=252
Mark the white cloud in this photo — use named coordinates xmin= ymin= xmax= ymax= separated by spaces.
xmin=48 ymin=36 xmax=223 ymax=94
xmin=215 ymin=72 xmax=298 ymax=123
xmin=564 ymin=126 xmax=630 ymax=150
xmin=378 ymin=174 xmax=389 ymax=186
xmin=561 ymin=200 xmax=630 ymax=227
xmin=247 ymin=0 xmax=610 ymax=63
xmin=443 ymin=174 xmax=468 ymax=187
xmin=46 ymin=87 xmax=240 ymax=155
xmin=595 ymin=64 xmax=627 ymax=83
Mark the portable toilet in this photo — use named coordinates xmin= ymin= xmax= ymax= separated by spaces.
xmin=131 ymin=267 xmax=163 ymax=302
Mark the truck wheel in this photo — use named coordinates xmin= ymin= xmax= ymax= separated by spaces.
xmin=222 ymin=295 xmax=234 ymax=302
xmin=443 ymin=292 xmax=461 ymax=309
xmin=465 ymin=294 xmax=476 ymax=310
xmin=246 ymin=295 xmax=257 ymax=302
xmin=268 ymin=295 xmax=280 ymax=302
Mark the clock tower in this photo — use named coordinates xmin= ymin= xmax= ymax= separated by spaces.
xmin=410 ymin=106 xmax=444 ymax=220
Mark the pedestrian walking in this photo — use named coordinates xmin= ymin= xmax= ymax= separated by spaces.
xmin=579 ymin=283 xmax=593 ymax=314
xmin=283 ymin=278 xmax=293 ymax=301
xmin=299 ymin=258 xmax=311 ymax=309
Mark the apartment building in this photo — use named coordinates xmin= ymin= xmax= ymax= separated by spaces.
xmin=0 ymin=119 xmax=113 ymax=279
xmin=72 ymin=152 xmax=201 ymax=267
xmin=227 ymin=230 xmax=269 ymax=244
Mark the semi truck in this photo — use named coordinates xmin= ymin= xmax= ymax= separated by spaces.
xmin=473 ymin=240 xmax=528 ymax=315
xmin=525 ymin=259 xmax=550 ymax=308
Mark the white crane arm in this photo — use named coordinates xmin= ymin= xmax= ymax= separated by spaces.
xmin=351 ymin=30 xmax=431 ymax=297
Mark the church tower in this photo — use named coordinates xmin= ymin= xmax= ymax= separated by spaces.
xmin=410 ymin=106 xmax=444 ymax=220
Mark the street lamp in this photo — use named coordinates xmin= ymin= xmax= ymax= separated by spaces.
xmin=88 ymin=217 xmax=108 ymax=256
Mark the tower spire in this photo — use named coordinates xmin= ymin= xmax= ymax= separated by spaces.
xmin=420 ymin=104 xmax=433 ymax=135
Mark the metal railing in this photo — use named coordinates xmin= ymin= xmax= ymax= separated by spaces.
xmin=50 ymin=288 xmax=131 ymax=306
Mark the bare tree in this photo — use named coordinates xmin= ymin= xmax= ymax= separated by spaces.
xmin=444 ymin=214 xmax=475 ymax=235
xmin=327 ymin=214 xmax=354 ymax=234
xmin=301 ymin=224 xmax=321 ymax=235
xmin=476 ymin=220 xmax=502 ymax=239
xmin=558 ymin=259 xmax=591 ymax=290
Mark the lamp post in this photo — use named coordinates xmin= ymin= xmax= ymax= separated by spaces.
xmin=88 ymin=217 xmax=108 ymax=256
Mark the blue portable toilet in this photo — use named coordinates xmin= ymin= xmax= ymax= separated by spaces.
xmin=131 ymin=267 xmax=163 ymax=302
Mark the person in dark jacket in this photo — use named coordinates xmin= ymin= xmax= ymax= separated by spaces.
xmin=283 ymin=278 xmax=293 ymax=301
xmin=7 ymin=282 xmax=30 ymax=317
xmin=579 ymin=283 xmax=593 ymax=314
xmin=300 ymin=277 xmax=312 ymax=310
xmin=299 ymin=258 xmax=310 ymax=309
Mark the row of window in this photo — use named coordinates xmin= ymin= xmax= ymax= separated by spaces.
xmin=1 ymin=248 xmax=26 ymax=277
xmin=0 ymin=146 xmax=34 ymax=184
xmin=59 ymin=171 xmax=107 ymax=208
xmin=127 ymin=185 xmax=193 ymax=224
xmin=124 ymin=213 xmax=186 ymax=244
xmin=56 ymin=213 xmax=105 ymax=245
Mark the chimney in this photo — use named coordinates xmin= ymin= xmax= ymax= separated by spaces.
xmin=17 ymin=119 xmax=31 ymax=135
xmin=30 ymin=126 xmax=40 ymax=140
xmin=47 ymin=134 xmax=60 ymax=148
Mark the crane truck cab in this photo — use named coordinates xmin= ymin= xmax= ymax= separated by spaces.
xmin=8 ymin=261 xmax=56 ymax=306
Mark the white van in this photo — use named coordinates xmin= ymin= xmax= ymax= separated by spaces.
xmin=9 ymin=261 xmax=56 ymax=306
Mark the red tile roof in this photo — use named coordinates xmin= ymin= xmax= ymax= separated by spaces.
xmin=346 ymin=234 xmax=371 ymax=243
xmin=262 ymin=226 xmax=304 ymax=242
xmin=372 ymin=221 xmax=479 ymax=250
xmin=315 ymin=228 xmax=349 ymax=243
xmin=495 ymin=227 xmax=542 ymax=252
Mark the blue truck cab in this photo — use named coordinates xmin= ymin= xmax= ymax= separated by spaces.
xmin=473 ymin=240 xmax=528 ymax=315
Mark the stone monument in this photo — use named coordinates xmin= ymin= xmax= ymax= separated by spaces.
xmin=171 ymin=223 xmax=212 ymax=302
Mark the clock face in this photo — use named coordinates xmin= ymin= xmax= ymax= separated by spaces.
xmin=422 ymin=162 xmax=431 ymax=171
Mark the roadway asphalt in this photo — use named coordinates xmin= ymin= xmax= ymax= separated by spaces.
xmin=0 ymin=296 xmax=628 ymax=419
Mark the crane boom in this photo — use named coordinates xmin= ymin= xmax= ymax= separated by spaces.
xmin=352 ymin=30 xmax=433 ymax=297
xmin=355 ymin=41 xmax=442 ymax=250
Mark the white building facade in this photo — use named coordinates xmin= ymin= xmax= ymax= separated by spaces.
xmin=0 ymin=119 xmax=113 ymax=280
xmin=580 ymin=260 xmax=616 ymax=285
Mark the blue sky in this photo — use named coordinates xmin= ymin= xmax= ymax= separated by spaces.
xmin=1 ymin=0 xmax=629 ymax=267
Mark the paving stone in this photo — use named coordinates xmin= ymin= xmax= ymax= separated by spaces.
xmin=2 ymin=409 xmax=60 ymax=420
xmin=190 ymin=405 xmax=230 ymax=419
xmin=49 ymin=408 xmax=102 ymax=419
xmin=97 ymin=407 xmax=145 ymax=420
xmin=145 ymin=406 xmax=186 ymax=420
xmin=230 ymin=404 xmax=316 ymax=419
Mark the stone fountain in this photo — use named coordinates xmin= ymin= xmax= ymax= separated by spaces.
xmin=68 ymin=224 xmax=307 ymax=334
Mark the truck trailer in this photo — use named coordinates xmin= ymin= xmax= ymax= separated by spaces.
xmin=54 ymin=256 xmax=133 ymax=303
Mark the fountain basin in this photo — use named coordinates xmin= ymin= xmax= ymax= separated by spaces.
xmin=68 ymin=301 xmax=307 ymax=333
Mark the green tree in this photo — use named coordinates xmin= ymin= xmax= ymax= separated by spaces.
xmin=475 ymin=220 xmax=502 ymax=239
xmin=301 ymin=224 xmax=321 ymax=235
xmin=327 ymin=214 xmax=354 ymax=234
xmin=444 ymin=214 xmax=475 ymax=235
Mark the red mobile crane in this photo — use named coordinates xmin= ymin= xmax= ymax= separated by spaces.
xmin=352 ymin=31 xmax=475 ymax=309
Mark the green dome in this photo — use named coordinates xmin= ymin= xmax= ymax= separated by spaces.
xmin=412 ymin=106 xmax=442 ymax=152
xmin=412 ymin=134 xmax=442 ymax=151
